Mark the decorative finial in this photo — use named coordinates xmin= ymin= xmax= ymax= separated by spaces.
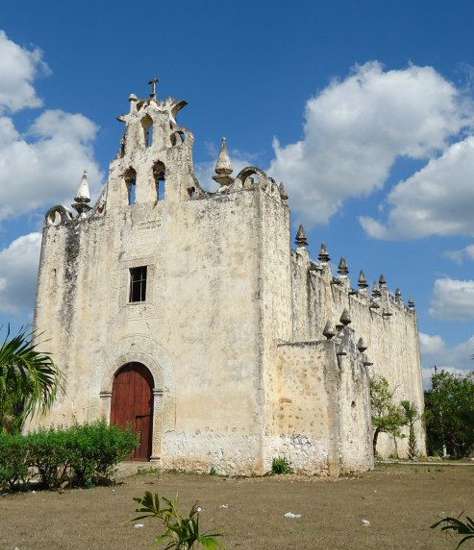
xmin=295 ymin=224 xmax=308 ymax=247
xmin=379 ymin=274 xmax=387 ymax=287
xmin=337 ymin=257 xmax=349 ymax=276
xmin=279 ymin=182 xmax=288 ymax=200
xmin=357 ymin=337 xmax=368 ymax=352
xmin=407 ymin=298 xmax=416 ymax=310
xmin=323 ymin=320 xmax=336 ymax=340
xmin=148 ymin=77 xmax=159 ymax=98
xmin=358 ymin=270 xmax=368 ymax=289
xmin=372 ymin=283 xmax=382 ymax=298
xmin=213 ymin=137 xmax=234 ymax=186
xmin=340 ymin=308 xmax=351 ymax=326
xmin=318 ymin=243 xmax=330 ymax=262
xmin=72 ymin=170 xmax=92 ymax=218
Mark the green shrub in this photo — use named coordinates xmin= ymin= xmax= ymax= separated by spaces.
xmin=0 ymin=421 xmax=138 ymax=491
xmin=68 ymin=421 xmax=138 ymax=486
xmin=0 ymin=432 xmax=29 ymax=491
xmin=28 ymin=428 xmax=71 ymax=489
xmin=271 ymin=456 xmax=293 ymax=475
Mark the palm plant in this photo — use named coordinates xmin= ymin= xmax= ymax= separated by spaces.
xmin=0 ymin=326 xmax=62 ymax=433
xmin=432 ymin=514 xmax=474 ymax=549
xmin=133 ymin=491 xmax=223 ymax=549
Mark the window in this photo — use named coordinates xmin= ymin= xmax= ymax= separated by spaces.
xmin=129 ymin=266 xmax=147 ymax=302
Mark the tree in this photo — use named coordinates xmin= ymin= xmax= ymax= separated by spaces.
xmin=369 ymin=376 xmax=406 ymax=456
xmin=401 ymin=400 xmax=418 ymax=459
xmin=424 ymin=370 xmax=474 ymax=458
xmin=0 ymin=327 xmax=62 ymax=434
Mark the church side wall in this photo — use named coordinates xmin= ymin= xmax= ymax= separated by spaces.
xmin=271 ymin=338 xmax=373 ymax=474
xmin=290 ymin=254 xmax=426 ymax=458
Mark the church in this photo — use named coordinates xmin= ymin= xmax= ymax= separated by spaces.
xmin=31 ymin=80 xmax=425 ymax=475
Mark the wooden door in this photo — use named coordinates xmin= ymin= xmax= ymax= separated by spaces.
xmin=111 ymin=363 xmax=154 ymax=461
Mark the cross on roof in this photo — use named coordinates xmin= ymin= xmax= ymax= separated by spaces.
xmin=148 ymin=77 xmax=159 ymax=98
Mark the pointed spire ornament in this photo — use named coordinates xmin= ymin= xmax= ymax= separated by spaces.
xmin=358 ymin=270 xmax=368 ymax=289
xmin=318 ymin=243 xmax=330 ymax=262
xmin=395 ymin=288 xmax=402 ymax=302
xmin=337 ymin=257 xmax=349 ymax=276
xmin=357 ymin=337 xmax=368 ymax=353
xmin=379 ymin=274 xmax=387 ymax=288
xmin=323 ymin=320 xmax=336 ymax=340
xmin=213 ymin=137 xmax=234 ymax=186
xmin=72 ymin=170 xmax=92 ymax=218
xmin=407 ymin=298 xmax=416 ymax=310
xmin=279 ymin=182 xmax=288 ymax=200
xmin=340 ymin=308 xmax=351 ymax=326
xmin=295 ymin=224 xmax=308 ymax=247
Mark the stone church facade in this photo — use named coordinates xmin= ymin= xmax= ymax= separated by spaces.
xmin=31 ymin=81 xmax=425 ymax=475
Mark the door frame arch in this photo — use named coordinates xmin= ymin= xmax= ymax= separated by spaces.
xmin=111 ymin=362 xmax=155 ymax=461
xmin=100 ymin=351 xmax=164 ymax=462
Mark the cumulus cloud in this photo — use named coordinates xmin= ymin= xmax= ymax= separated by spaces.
xmin=0 ymin=30 xmax=48 ymax=113
xmin=0 ymin=31 xmax=102 ymax=221
xmin=444 ymin=243 xmax=474 ymax=264
xmin=419 ymin=332 xmax=445 ymax=355
xmin=429 ymin=277 xmax=474 ymax=320
xmin=0 ymin=232 xmax=41 ymax=316
xmin=361 ymin=137 xmax=474 ymax=239
xmin=268 ymin=61 xmax=473 ymax=226
xmin=420 ymin=331 xmax=474 ymax=387
xmin=0 ymin=110 xmax=102 ymax=220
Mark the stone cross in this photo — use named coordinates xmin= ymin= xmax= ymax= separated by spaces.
xmin=148 ymin=77 xmax=159 ymax=98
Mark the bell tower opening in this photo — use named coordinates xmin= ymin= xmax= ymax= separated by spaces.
xmin=142 ymin=115 xmax=153 ymax=148
xmin=153 ymin=161 xmax=166 ymax=201
xmin=124 ymin=167 xmax=137 ymax=205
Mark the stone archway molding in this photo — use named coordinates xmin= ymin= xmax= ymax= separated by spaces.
xmin=99 ymin=334 xmax=176 ymax=462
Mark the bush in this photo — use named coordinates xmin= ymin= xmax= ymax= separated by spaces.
xmin=0 ymin=421 xmax=138 ymax=491
xmin=28 ymin=428 xmax=71 ymax=488
xmin=271 ymin=456 xmax=293 ymax=475
xmin=0 ymin=432 xmax=29 ymax=491
xmin=67 ymin=421 xmax=138 ymax=486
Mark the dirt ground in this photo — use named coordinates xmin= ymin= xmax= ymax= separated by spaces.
xmin=0 ymin=464 xmax=472 ymax=550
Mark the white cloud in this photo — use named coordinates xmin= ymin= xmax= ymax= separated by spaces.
xmin=444 ymin=243 xmax=474 ymax=264
xmin=0 ymin=110 xmax=102 ymax=220
xmin=361 ymin=137 xmax=474 ymax=239
xmin=420 ymin=332 xmax=445 ymax=355
xmin=268 ymin=61 xmax=473 ymax=226
xmin=0 ymin=30 xmax=48 ymax=113
xmin=420 ymin=331 xmax=474 ymax=387
xmin=0 ymin=232 xmax=41 ymax=315
xmin=429 ymin=277 xmax=474 ymax=320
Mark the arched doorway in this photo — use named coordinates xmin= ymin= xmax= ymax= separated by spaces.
xmin=111 ymin=362 xmax=154 ymax=461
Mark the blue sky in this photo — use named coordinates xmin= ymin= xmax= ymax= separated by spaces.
xmin=0 ymin=0 xmax=473 ymax=379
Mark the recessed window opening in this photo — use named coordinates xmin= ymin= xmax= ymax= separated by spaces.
xmin=124 ymin=167 xmax=137 ymax=205
xmin=142 ymin=115 xmax=153 ymax=148
xmin=129 ymin=266 xmax=147 ymax=303
xmin=153 ymin=161 xmax=166 ymax=201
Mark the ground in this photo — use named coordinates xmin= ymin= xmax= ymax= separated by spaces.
xmin=0 ymin=464 xmax=472 ymax=549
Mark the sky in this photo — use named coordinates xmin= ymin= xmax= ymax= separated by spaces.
xmin=0 ymin=0 xmax=473 ymax=383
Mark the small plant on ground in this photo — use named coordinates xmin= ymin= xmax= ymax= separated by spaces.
xmin=271 ymin=456 xmax=293 ymax=475
xmin=401 ymin=400 xmax=418 ymax=459
xmin=432 ymin=514 xmax=474 ymax=548
xmin=133 ymin=491 xmax=224 ymax=549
